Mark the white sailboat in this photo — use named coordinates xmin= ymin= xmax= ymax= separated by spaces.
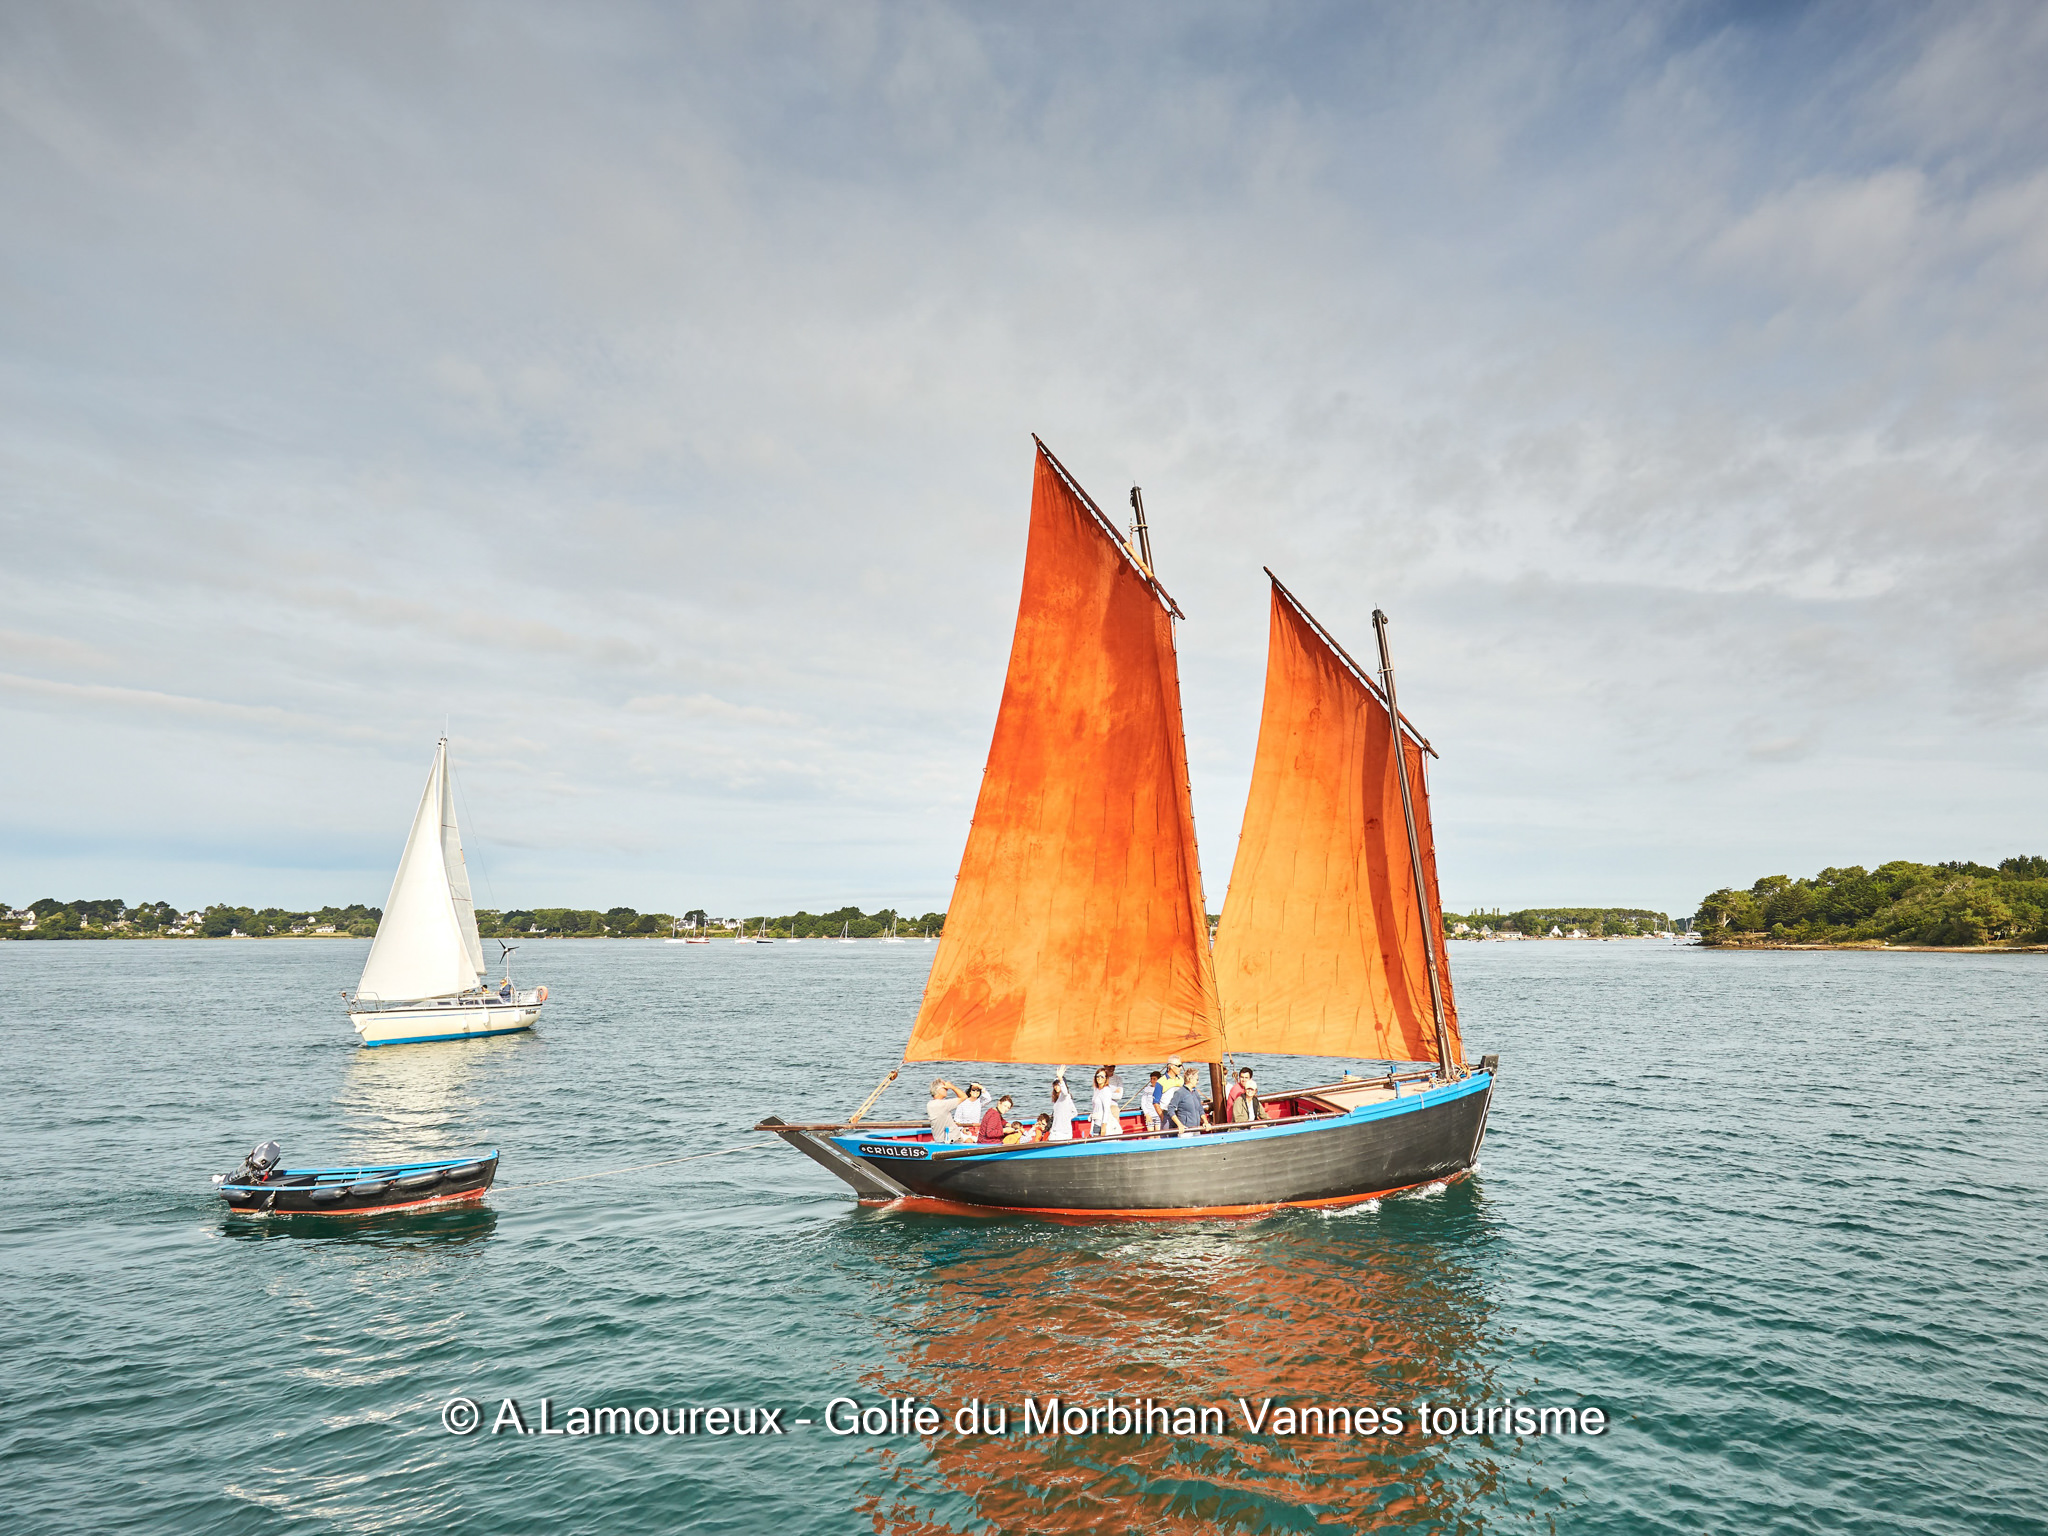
xmin=344 ymin=739 xmax=546 ymax=1047
xmin=882 ymin=918 xmax=905 ymax=943
xmin=838 ymin=922 xmax=856 ymax=944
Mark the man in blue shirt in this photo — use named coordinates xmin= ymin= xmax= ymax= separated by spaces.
xmin=1164 ymin=1067 xmax=1205 ymax=1135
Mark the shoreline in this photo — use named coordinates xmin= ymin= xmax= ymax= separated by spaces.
xmin=1699 ymin=941 xmax=2048 ymax=954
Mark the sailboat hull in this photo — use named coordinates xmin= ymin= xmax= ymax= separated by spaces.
xmin=766 ymin=1070 xmax=1493 ymax=1218
xmin=350 ymin=995 xmax=544 ymax=1047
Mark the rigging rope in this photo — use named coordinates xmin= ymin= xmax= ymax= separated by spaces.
xmin=494 ymin=1139 xmax=783 ymax=1192
xmin=846 ymin=1065 xmax=900 ymax=1126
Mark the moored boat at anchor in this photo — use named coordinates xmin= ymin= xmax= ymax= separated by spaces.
xmin=759 ymin=439 xmax=1494 ymax=1217
xmin=212 ymin=1140 xmax=500 ymax=1216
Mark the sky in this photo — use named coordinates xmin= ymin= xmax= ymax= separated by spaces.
xmin=3 ymin=0 xmax=2046 ymax=919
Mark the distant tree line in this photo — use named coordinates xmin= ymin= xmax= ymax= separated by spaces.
xmin=1441 ymin=907 xmax=1674 ymax=938
xmin=479 ymin=905 xmax=946 ymax=939
xmin=2 ymin=899 xmax=946 ymax=941
xmin=0 ymin=897 xmax=942 ymax=946
xmin=1694 ymin=857 xmax=2048 ymax=947
xmin=0 ymin=899 xmax=381 ymax=939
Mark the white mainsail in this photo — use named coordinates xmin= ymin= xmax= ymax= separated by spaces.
xmin=356 ymin=740 xmax=488 ymax=1002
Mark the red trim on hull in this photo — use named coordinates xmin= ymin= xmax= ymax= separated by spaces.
xmin=225 ymin=1186 xmax=491 ymax=1218
xmin=864 ymin=1168 xmax=1470 ymax=1222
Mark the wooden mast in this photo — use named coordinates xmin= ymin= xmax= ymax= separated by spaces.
xmin=1370 ymin=609 xmax=1457 ymax=1077
xmin=1131 ymin=479 xmax=1225 ymax=1117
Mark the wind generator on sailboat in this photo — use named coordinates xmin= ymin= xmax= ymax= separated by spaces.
xmin=344 ymin=739 xmax=547 ymax=1047
xmin=758 ymin=439 xmax=1494 ymax=1216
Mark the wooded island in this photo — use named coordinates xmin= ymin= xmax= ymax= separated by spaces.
xmin=1693 ymin=856 xmax=2048 ymax=947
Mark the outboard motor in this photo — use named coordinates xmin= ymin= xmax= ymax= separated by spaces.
xmin=230 ymin=1140 xmax=283 ymax=1184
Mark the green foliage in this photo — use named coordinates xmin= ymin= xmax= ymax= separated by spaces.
xmin=1444 ymin=907 xmax=1672 ymax=937
xmin=1694 ymin=857 xmax=2048 ymax=946
xmin=200 ymin=905 xmax=251 ymax=936
xmin=6 ymin=896 xmax=939 ymax=942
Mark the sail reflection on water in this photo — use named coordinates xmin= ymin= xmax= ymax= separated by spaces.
xmin=850 ymin=1188 xmax=1525 ymax=1533
xmin=334 ymin=1030 xmax=530 ymax=1162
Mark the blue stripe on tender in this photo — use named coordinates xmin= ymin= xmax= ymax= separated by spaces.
xmin=359 ymin=1024 xmax=537 ymax=1047
xmin=262 ymin=1150 xmax=500 ymax=1181
xmin=832 ymin=1071 xmax=1493 ymax=1164
xmin=224 ymin=1151 xmax=500 ymax=1188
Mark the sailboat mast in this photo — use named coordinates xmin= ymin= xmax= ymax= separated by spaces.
xmin=1128 ymin=486 xmax=1155 ymax=576
xmin=1371 ymin=610 xmax=1457 ymax=1077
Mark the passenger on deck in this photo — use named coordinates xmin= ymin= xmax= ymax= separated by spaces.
xmin=1049 ymin=1078 xmax=1078 ymax=1140
xmin=1141 ymin=1070 xmax=1167 ymax=1131
xmin=926 ymin=1078 xmax=966 ymax=1142
xmin=978 ymin=1093 xmax=1016 ymax=1144
xmin=953 ymin=1083 xmax=987 ymax=1140
xmin=1164 ymin=1068 xmax=1205 ymax=1135
xmin=1089 ymin=1068 xmax=1122 ymax=1137
xmin=1099 ymin=1064 xmax=1125 ymax=1111
xmin=1023 ymin=1112 xmax=1053 ymax=1143
xmin=1227 ymin=1066 xmax=1262 ymax=1124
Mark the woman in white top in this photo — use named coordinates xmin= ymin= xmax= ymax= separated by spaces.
xmin=1049 ymin=1078 xmax=1078 ymax=1141
xmin=952 ymin=1084 xmax=987 ymax=1140
xmin=1089 ymin=1068 xmax=1121 ymax=1137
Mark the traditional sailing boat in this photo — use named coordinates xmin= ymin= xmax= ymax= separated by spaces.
xmin=758 ymin=441 xmax=1494 ymax=1216
xmin=344 ymin=739 xmax=547 ymax=1047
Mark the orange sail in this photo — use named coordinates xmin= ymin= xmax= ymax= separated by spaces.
xmin=903 ymin=443 xmax=1225 ymax=1066
xmin=1212 ymin=579 xmax=1462 ymax=1067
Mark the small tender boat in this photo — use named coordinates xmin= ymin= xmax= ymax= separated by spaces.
xmin=212 ymin=1141 xmax=499 ymax=1216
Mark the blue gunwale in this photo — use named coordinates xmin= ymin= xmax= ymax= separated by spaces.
xmin=219 ymin=1149 xmax=498 ymax=1191
xmin=359 ymin=1024 xmax=535 ymax=1047
xmin=829 ymin=1071 xmax=1493 ymax=1163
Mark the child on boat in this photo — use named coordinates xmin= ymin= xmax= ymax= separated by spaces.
xmin=1141 ymin=1070 xmax=1167 ymax=1131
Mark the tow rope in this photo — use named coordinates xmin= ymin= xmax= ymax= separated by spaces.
xmin=494 ymin=1139 xmax=783 ymax=1193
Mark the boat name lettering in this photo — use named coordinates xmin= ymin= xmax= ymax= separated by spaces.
xmin=858 ymin=1143 xmax=928 ymax=1159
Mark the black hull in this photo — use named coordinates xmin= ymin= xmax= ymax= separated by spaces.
xmin=768 ymin=1072 xmax=1493 ymax=1217
xmin=218 ymin=1153 xmax=499 ymax=1216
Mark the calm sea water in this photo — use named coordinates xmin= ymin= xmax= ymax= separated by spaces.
xmin=1 ymin=938 xmax=2042 ymax=1534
